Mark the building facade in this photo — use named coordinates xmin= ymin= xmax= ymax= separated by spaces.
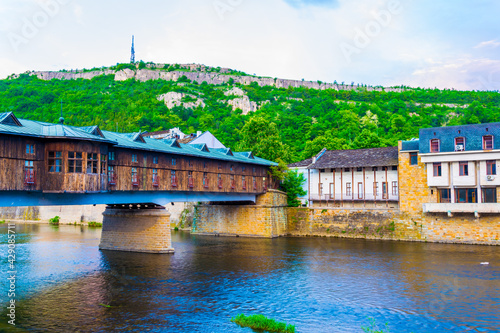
xmin=290 ymin=147 xmax=399 ymax=208
xmin=400 ymin=123 xmax=500 ymax=215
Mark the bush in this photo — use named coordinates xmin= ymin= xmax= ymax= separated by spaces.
xmin=88 ymin=221 xmax=102 ymax=228
xmin=49 ymin=216 xmax=60 ymax=225
xmin=231 ymin=314 xmax=295 ymax=333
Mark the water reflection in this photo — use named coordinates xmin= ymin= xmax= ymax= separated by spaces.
xmin=0 ymin=225 xmax=498 ymax=332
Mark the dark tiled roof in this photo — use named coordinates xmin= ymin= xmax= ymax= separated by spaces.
xmin=307 ymin=147 xmax=398 ymax=169
xmin=419 ymin=123 xmax=500 ymax=153
xmin=288 ymin=157 xmax=313 ymax=168
xmin=178 ymin=137 xmax=195 ymax=144
xmin=401 ymin=139 xmax=419 ymax=151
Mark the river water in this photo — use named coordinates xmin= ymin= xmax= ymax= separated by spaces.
xmin=0 ymin=223 xmax=498 ymax=332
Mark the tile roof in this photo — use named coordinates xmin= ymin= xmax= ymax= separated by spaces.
xmin=307 ymin=146 xmax=398 ymax=169
xmin=419 ymin=123 xmax=500 ymax=153
xmin=288 ymin=158 xmax=313 ymax=168
xmin=0 ymin=112 xmax=276 ymax=166
xmin=401 ymin=139 xmax=419 ymax=151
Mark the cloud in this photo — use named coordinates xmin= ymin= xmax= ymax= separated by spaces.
xmin=283 ymin=0 xmax=339 ymax=8
xmin=474 ymin=39 xmax=500 ymax=49
xmin=407 ymin=57 xmax=500 ymax=91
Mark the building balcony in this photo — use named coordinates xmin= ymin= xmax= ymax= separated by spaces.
xmin=423 ymin=203 xmax=500 ymax=214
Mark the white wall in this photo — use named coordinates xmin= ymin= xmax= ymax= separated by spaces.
xmin=427 ymin=162 xmax=450 ymax=187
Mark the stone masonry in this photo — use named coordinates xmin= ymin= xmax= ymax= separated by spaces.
xmin=99 ymin=207 xmax=174 ymax=253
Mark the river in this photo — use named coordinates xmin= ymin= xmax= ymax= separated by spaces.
xmin=0 ymin=223 xmax=498 ymax=332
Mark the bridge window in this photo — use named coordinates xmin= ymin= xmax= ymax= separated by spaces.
xmin=242 ymin=176 xmax=246 ymax=189
xmin=131 ymin=167 xmax=139 ymax=186
xmin=230 ymin=165 xmax=234 ymax=171
xmin=68 ymin=152 xmax=83 ymax=173
xmin=153 ymin=156 xmax=158 ymax=164
xmin=100 ymin=154 xmax=107 ymax=174
xmin=108 ymin=151 xmax=115 ymax=161
xmin=487 ymin=160 xmax=496 ymax=175
xmin=24 ymin=160 xmax=35 ymax=185
xmin=172 ymin=158 xmax=177 ymax=166
xmin=132 ymin=154 xmax=138 ymax=163
xmin=218 ymin=174 xmax=223 ymax=189
xmin=188 ymin=171 xmax=194 ymax=188
xmin=26 ymin=144 xmax=34 ymax=155
xmin=203 ymin=173 xmax=209 ymax=188
xmin=483 ymin=135 xmax=493 ymax=150
xmin=48 ymin=151 xmax=62 ymax=173
xmin=87 ymin=153 xmax=98 ymax=174
xmin=152 ymin=169 xmax=159 ymax=187
xmin=189 ymin=159 xmax=194 ymax=167
xmin=263 ymin=177 xmax=267 ymax=190
xmin=108 ymin=166 xmax=116 ymax=185
xmin=218 ymin=163 xmax=222 ymax=170
xmin=203 ymin=161 xmax=207 ymax=169
xmin=459 ymin=161 xmax=469 ymax=176
xmin=253 ymin=167 xmax=256 ymax=174
xmin=230 ymin=175 xmax=235 ymax=189
xmin=242 ymin=166 xmax=246 ymax=172
xmin=253 ymin=176 xmax=257 ymax=190
xmin=171 ymin=171 xmax=177 ymax=187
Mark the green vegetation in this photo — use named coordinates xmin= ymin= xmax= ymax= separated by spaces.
xmin=48 ymin=216 xmax=60 ymax=225
xmin=0 ymin=220 xmax=5 ymax=224
xmin=230 ymin=314 xmax=296 ymax=333
xmin=88 ymin=221 xmax=102 ymax=227
xmin=2 ymin=67 xmax=500 ymax=165
xmin=362 ymin=318 xmax=391 ymax=333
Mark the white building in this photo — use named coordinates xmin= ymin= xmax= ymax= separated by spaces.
xmin=289 ymin=147 xmax=399 ymax=208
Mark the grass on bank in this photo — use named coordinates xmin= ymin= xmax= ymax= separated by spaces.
xmin=231 ymin=314 xmax=295 ymax=333
xmin=88 ymin=221 xmax=102 ymax=227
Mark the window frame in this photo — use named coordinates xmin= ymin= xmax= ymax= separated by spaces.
xmin=87 ymin=153 xmax=98 ymax=174
xmin=433 ymin=162 xmax=442 ymax=177
xmin=409 ymin=152 xmax=418 ymax=165
xmin=483 ymin=135 xmax=493 ymax=150
xmin=430 ymin=139 xmax=440 ymax=153
xmin=346 ymin=182 xmax=352 ymax=196
xmin=459 ymin=161 xmax=469 ymax=176
xmin=48 ymin=151 xmax=62 ymax=173
xmin=455 ymin=137 xmax=465 ymax=151
xmin=486 ymin=160 xmax=497 ymax=175
xmin=68 ymin=151 xmax=83 ymax=173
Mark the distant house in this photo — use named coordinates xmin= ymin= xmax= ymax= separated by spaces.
xmin=143 ymin=127 xmax=185 ymax=140
xmin=289 ymin=147 xmax=399 ymax=208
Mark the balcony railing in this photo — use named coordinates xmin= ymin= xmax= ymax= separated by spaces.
xmin=423 ymin=203 xmax=500 ymax=214
xmin=24 ymin=169 xmax=36 ymax=185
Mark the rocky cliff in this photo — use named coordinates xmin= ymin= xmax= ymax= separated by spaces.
xmin=24 ymin=64 xmax=404 ymax=93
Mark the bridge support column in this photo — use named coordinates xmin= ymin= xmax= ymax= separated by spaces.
xmin=99 ymin=204 xmax=174 ymax=254
xmin=193 ymin=190 xmax=288 ymax=238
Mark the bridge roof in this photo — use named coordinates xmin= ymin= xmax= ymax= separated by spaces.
xmin=0 ymin=112 xmax=276 ymax=166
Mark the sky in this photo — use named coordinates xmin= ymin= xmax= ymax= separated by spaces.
xmin=0 ymin=0 xmax=499 ymax=91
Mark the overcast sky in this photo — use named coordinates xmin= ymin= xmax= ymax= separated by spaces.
xmin=1 ymin=0 xmax=499 ymax=91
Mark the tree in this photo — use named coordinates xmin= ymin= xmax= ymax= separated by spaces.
xmin=281 ymin=169 xmax=307 ymax=207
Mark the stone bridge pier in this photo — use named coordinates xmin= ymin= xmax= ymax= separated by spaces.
xmin=99 ymin=204 xmax=174 ymax=254
xmin=193 ymin=190 xmax=288 ymax=238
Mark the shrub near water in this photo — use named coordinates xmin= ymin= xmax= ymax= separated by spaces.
xmin=231 ymin=314 xmax=296 ymax=333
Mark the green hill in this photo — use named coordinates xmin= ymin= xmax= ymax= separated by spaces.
xmin=1 ymin=63 xmax=499 ymax=163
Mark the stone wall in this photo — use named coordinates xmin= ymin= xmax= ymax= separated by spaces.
xmin=99 ymin=207 xmax=174 ymax=253
xmin=193 ymin=189 xmax=288 ymax=238
xmin=286 ymin=208 xmax=499 ymax=245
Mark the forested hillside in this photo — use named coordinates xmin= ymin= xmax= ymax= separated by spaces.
xmin=1 ymin=66 xmax=499 ymax=163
